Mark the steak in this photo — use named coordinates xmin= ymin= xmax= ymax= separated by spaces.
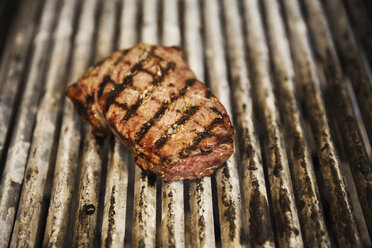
xmin=67 ymin=44 xmax=234 ymax=181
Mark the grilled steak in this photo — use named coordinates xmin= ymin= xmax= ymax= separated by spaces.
xmin=67 ymin=44 xmax=234 ymax=181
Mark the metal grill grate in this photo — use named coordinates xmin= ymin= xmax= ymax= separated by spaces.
xmin=0 ymin=0 xmax=371 ymax=247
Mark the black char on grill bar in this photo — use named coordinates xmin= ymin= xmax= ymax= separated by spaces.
xmin=67 ymin=44 xmax=234 ymax=181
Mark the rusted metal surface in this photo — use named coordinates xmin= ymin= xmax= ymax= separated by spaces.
xmin=184 ymin=1 xmax=216 ymax=247
xmin=322 ymin=0 xmax=372 ymax=144
xmin=160 ymin=0 xmax=185 ymax=247
xmin=43 ymin=0 xmax=98 ymax=246
xmin=203 ymin=0 xmax=244 ymax=246
xmin=281 ymin=0 xmax=362 ymax=246
xmin=244 ymin=0 xmax=304 ymax=247
xmin=263 ymin=0 xmax=331 ymax=246
xmin=222 ymin=0 xmax=275 ymax=247
xmin=301 ymin=0 xmax=372 ymax=239
xmin=9 ymin=0 xmax=77 ymax=246
xmin=131 ymin=0 xmax=158 ymax=247
xmin=0 ymin=0 xmax=54 ymax=246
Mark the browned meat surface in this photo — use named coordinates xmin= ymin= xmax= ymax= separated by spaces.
xmin=67 ymin=44 xmax=234 ymax=181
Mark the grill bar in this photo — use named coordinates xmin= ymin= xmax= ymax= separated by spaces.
xmin=322 ymin=0 xmax=372 ymax=144
xmin=131 ymin=0 xmax=158 ymax=247
xmin=72 ymin=0 xmax=117 ymax=246
xmin=0 ymin=0 xmax=54 ymax=246
xmin=9 ymin=0 xmax=77 ymax=246
xmin=0 ymin=0 xmax=40 ymax=157
xmin=184 ymin=1 xmax=216 ymax=246
xmin=204 ymin=0 xmax=244 ymax=246
xmin=160 ymin=1 xmax=185 ymax=247
xmin=342 ymin=0 xmax=372 ymax=65
xmin=222 ymin=0 xmax=275 ymax=247
xmin=244 ymin=0 xmax=304 ymax=246
xmin=99 ymin=0 xmax=137 ymax=244
xmin=263 ymin=0 xmax=331 ymax=246
xmin=0 ymin=0 xmax=371 ymax=247
xmin=282 ymin=0 xmax=362 ymax=246
xmin=301 ymin=0 xmax=372 ymax=239
xmin=43 ymin=0 xmax=97 ymax=245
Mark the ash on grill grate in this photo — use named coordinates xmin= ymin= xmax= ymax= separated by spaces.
xmin=0 ymin=0 xmax=371 ymax=247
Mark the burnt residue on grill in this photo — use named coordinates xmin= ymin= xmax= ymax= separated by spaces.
xmin=193 ymin=180 xmax=206 ymax=242
xmin=322 ymin=0 xmax=372 ymax=144
xmin=220 ymin=165 xmax=238 ymax=242
xmin=281 ymin=0 xmax=363 ymax=245
xmin=301 ymin=0 xmax=372 ymax=237
xmin=262 ymin=0 xmax=332 ymax=246
xmin=105 ymin=186 xmax=116 ymax=248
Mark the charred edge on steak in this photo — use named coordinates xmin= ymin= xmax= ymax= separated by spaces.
xmin=179 ymin=117 xmax=224 ymax=158
xmin=135 ymin=78 xmax=196 ymax=143
xmin=121 ymin=61 xmax=176 ymax=123
xmin=154 ymin=105 xmax=201 ymax=150
xmin=103 ymin=47 xmax=155 ymax=114
xmin=71 ymin=98 xmax=90 ymax=122
xmin=121 ymin=48 xmax=130 ymax=56
xmin=205 ymin=90 xmax=213 ymax=98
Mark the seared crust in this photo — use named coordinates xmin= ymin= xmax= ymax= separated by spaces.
xmin=67 ymin=44 xmax=234 ymax=181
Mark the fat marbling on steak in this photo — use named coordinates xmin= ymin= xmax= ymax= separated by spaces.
xmin=67 ymin=44 xmax=234 ymax=181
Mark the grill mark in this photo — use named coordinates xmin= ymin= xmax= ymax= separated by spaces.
xmin=121 ymin=48 xmax=130 ymax=55
xmin=121 ymin=61 xmax=176 ymax=123
xmin=104 ymin=49 xmax=153 ymax=114
xmin=154 ymin=106 xmax=200 ymax=150
xmin=86 ymin=93 xmax=94 ymax=104
xmin=135 ymin=100 xmax=169 ymax=142
xmin=205 ymin=90 xmax=213 ymax=98
xmin=98 ymin=75 xmax=113 ymax=98
xmin=210 ymin=106 xmax=222 ymax=116
xmin=114 ymin=101 xmax=128 ymax=110
xmin=179 ymin=79 xmax=196 ymax=96
xmin=71 ymin=98 xmax=89 ymax=121
xmin=94 ymin=58 xmax=105 ymax=67
xmin=179 ymin=117 xmax=224 ymax=158
xmin=217 ymin=135 xmax=234 ymax=144
xmin=135 ymin=78 xmax=196 ymax=143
